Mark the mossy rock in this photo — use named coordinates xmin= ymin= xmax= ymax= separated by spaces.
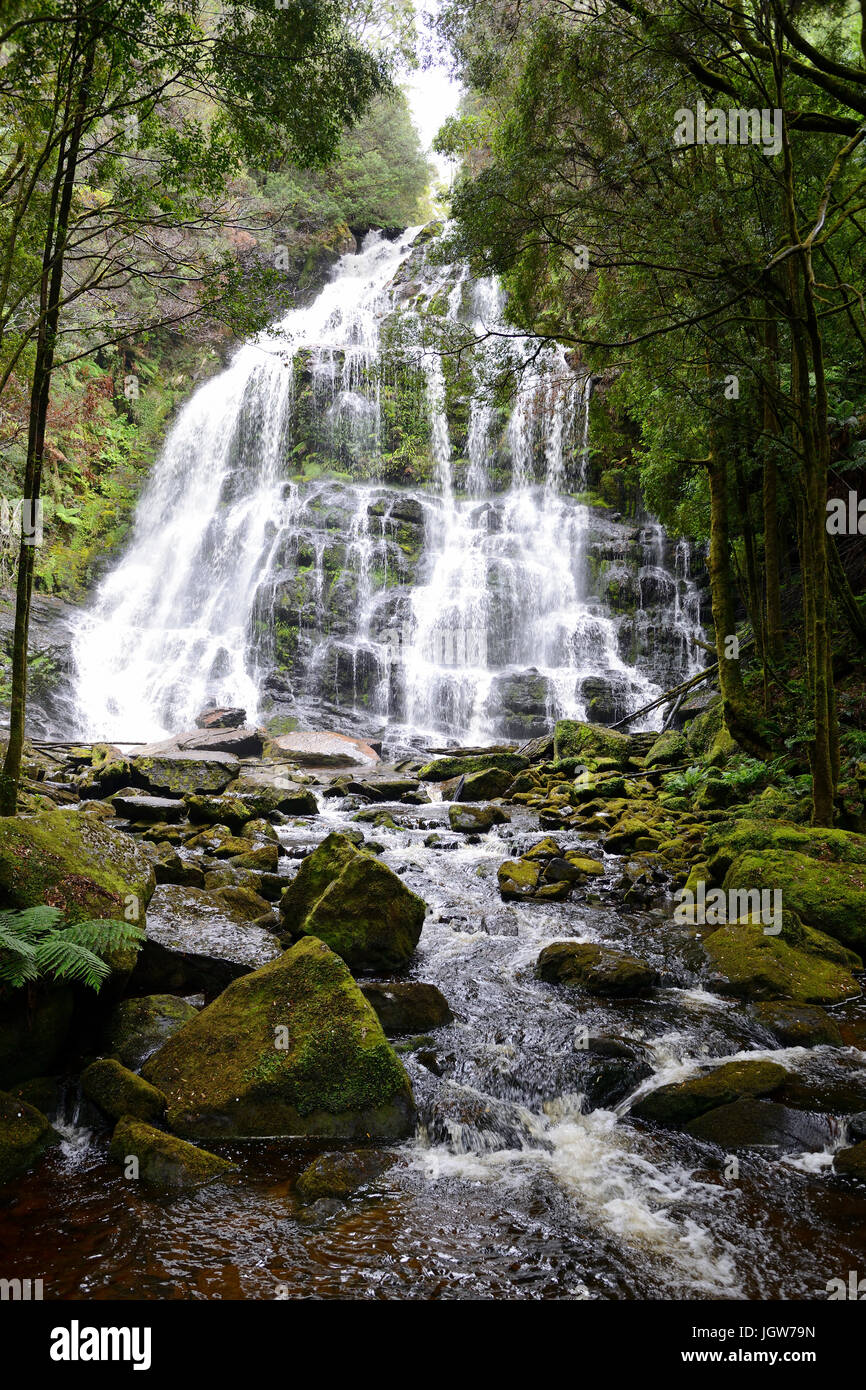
xmin=457 ymin=767 xmax=514 ymax=800
xmin=685 ymin=700 xmax=725 ymax=756
xmin=645 ymin=730 xmax=688 ymax=769
xmin=0 ymin=1090 xmax=58 ymax=1184
xmin=102 ymin=994 xmax=199 ymax=1070
xmin=497 ymin=858 xmax=540 ymax=900
xmin=81 ymin=1058 xmax=166 ymax=1123
xmin=142 ymin=937 xmax=415 ymax=1141
xmin=226 ymin=779 xmax=318 ymax=818
xmin=279 ymin=832 xmax=425 ymax=972
xmin=631 ymin=1059 xmax=788 ymax=1125
xmin=834 ymin=1140 xmax=866 ymax=1179
xmin=751 ymin=1001 xmax=843 ymax=1048
xmin=721 ymin=847 xmax=866 ymax=952
xmin=0 ymin=808 xmax=154 ymax=986
xmin=184 ymin=794 xmax=253 ymax=833
xmin=604 ymin=817 xmax=661 ymax=854
xmin=360 ymin=982 xmax=452 ymax=1035
xmin=448 ymin=803 xmax=510 ymax=832
xmin=228 ymin=843 xmax=280 ymax=873
xmin=536 ymin=941 xmax=658 ymax=997
xmin=704 ymin=818 xmax=866 ymax=877
xmin=553 ymin=720 xmax=632 ymax=767
xmin=132 ymin=754 xmax=238 ymax=796
xmin=212 ymin=884 xmax=273 ymax=922
xmin=703 ymin=917 xmax=861 ymax=1004
xmin=108 ymin=1116 xmax=236 ymax=1189
xmin=417 ymin=753 xmax=528 ymax=782
xmin=295 ymin=1149 xmax=395 ymax=1204
xmin=684 ymin=1098 xmax=834 ymax=1152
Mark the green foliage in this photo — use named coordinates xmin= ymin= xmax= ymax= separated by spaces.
xmin=0 ymin=905 xmax=144 ymax=992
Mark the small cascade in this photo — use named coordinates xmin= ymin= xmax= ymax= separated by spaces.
xmin=72 ymin=225 xmax=706 ymax=745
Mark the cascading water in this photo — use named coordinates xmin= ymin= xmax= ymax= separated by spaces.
xmin=72 ymin=226 xmax=705 ymax=745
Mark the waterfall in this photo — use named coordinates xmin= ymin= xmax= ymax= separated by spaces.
xmin=72 ymin=225 xmax=705 ymax=747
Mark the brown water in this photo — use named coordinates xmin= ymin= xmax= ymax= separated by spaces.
xmin=4 ymin=799 xmax=866 ymax=1301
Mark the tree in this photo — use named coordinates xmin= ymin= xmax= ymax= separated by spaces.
xmin=0 ymin=0 xmax=390 ymax=815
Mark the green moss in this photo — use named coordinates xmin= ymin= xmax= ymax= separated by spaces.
xmin=418 ymin=753 xmax=529 ymax=781
xmin=703 ymin=917 xmax=861 ymax=1003
xmin=0 ymin=1090 xmax=58 ymax=1184
xmin=142 ymin=937 xmax=415 ymax=1141
xmin=632 ymin=1059 xmax=788 ymax=1125
xmin=81 ymin=1058 xmax=166 ymax=1123
xmin=553 ymin=720 xmax=632 ymax=767
xmin=720 ymin=847 xmax=866 ymax=952
xmin=108 ymin=1116 xmax=235 ymax=1189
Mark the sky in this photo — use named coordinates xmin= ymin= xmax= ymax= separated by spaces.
xmin=402 ymin=0 xmax=463 ymax=185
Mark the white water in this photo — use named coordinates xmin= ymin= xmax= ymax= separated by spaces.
xmin=72 ymin=226 xmax=704 ymax=744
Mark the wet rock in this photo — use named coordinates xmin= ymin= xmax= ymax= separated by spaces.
xmin=422 ymin=1081 xmax=549 ymax=1154
xmin=644 ymin=730 xmax=688 ymax=769
xmin=184 ymin=794 xmax=253 ymax=833
xmin=152 ymin=845 xmax=205 ymax=889
xmin=455 ymin=767 xmax=514 ymax=801
xmin=108 ymin=1117 xmax=235 ymax=1189
xmin=268 ymin=731 xmax=379 ymax=767
xmin=604 ymin=817 xmax=661 ymax=854
xmin=0 ymin=1091 xmax=59 ymax=1184
xmin=279 ymin=831 xmax=426 ymax=972
xmin=703 ymin=917 xmax=861 ymax=1004
xmin=684 ymin=1098 xmax=835 ymax=1152
xmin=295 ymin=1149 xmax=395 ymax=1204
xmin=102 ymin=994 xmax=200 ymax=1070
xmin=81 ymin=1058 xmax=166 ymax=1124
xmin=224 ymin=776 xmax=319 ymax=817
xmin=417 ymin=752 xmax=529 ymax=782
xmin=360 ymin=982 xmax=453 ymax=1035
xmin=449 ymin=804 xmax=510 ymax=833
xmin=142 ymin=937 xmax=415 ymax=1141
xmin=834 ymin=1140 xmax=866 ymax=1179
xmin=129 ymin=884 xmax=281 ymax=997
xmin=132 ymin=752 xmax=238 ymax=796
xmin=497 ymin=858 xmax=571 ymax=902
xmin=0 ymin=987 xmax=74 ymax=1088
xmin=212 ymin=884 xmax=274 ymax=923
xmin=632 ymin=1059 xmax=788 ymax=1125
xmin=847 ymin=1113 xmax=866 ymax=1142
xmin=195 ymin=706 xmax=247 ymax=729
xmin=553 ymin=720 xmax=632 ymax=767
xmin=751 ymin=1001 xmax=844 ymax=1048
xmin=577 ymin=1037 xmax=654 ymax=1111
xmin=111 ymin=793 xmax=186 ymax=823
xmin=536 ymin=941 xmax=658 ymax=997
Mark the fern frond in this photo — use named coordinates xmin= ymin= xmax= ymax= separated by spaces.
xmin=0 ymin=905 xmax=63 ymax=941
xmin=62 ymin=918 xmax=145 ymax=953
xmin=32 ymin=937 xmax=111 ymax=990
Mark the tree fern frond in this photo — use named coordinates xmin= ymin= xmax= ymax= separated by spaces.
xmin=32 ymin=937 xmax=111 ymax=990
xmin=62 ymin=918 xmax=145 ymax=953
xmin=0 ymin=905 xmax=63 ymax=941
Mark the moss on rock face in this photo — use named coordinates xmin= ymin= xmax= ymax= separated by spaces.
xmin=102 ymin=994 xmax=199 ymax=1070
xmin=553 ymin=720 xmax=632 ymax=767
xmin=81 ymin=1058 xmax=166 ymax=1123
xmin=703 ymin=917 xmax=861 ymax=1003
xmin=645 ymin=730 xmax=688 ymax=769
xmin=631 ymin=1059 xmax=788 ymax=1125
xmin=0 ymin=1090 xmax=58 ymax=1184
xmin=108 ymin=1116 xmax=235 ymax=1189
xmin=751 ymin=1001 xmax=843 ymax=1048
xmin=448 ymin=804 xmax=510 ymax=832
xmin=536 ymin=941 xmax=658 ymax=997
xmin=132 ymin=754 xmax=237 ymax=796
xmin=721 ymin=848 xmax=866 ymax=952
xmin=141 ymin=936 xmax=415 ymax=1141
xmin=295 ymin=1149 xmax=394 ymax=1204
xmin=417 ymin=753 xmax=529 ymax=782
xmin=279 ymin=832 xmax=425 ymax=972
xmin=457 ymin=767 xmax=514 ymax=800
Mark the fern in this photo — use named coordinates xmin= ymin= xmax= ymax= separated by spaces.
xmin=0 ymin=906 xmax=144 ymax=991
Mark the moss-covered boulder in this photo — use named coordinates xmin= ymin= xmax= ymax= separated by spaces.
xmin=834 ymin=1140 xmax=866 ymax=1179
xmin=0 ymin=1091 xmax=58 ymax=1183
xmin=102 ymin=994 xmax=199 ymax=1070
xmin=142 ymin=936 xmax=415 ymax=1141
xmin=448 ymin=803 xmax=510 ymax=832
xmin=225 ymin=778 xmax=318 ymax=817
xmin=108 ymin=1116 xmax=235 ymax=1189
xmin=721 ymin=848 xmax=866 ymax=953
xmin=360 ymin=982 xmax=453 ymax=1034
xmin=184 ymin=794 xmax=253 ymax=833
xmin=456 ymin=768 xmax=514 ymax=801
xmin=751 ymin=1001 xmax=843 ymax=1048
xmin=417 ymin=752 xmax=528 ymax=782
xmin=279 ymin=832 xmax=425 ymax=972
xmin=683 ymin=1098 xmax=834 ymax=1152
xmin=604 ymin=817 xmax=661 ymax=854
xmin=497 ymin=856 xmax=573 ymax=902
xmin=132 ymin=753 xmax=237 ymax=796
xmin=632 ymin=1059 xmax=788 ymax=1125
xmin=553 ymin=720 xmax=632 ymax=767
xmin=212 ymin=884 xmax=273 ymax=923
xmin=703 ymin=916 xmax=861 ymax=1004
xmin=295 ymin=1149 xmax=395 ymax=1204
xmin=645 ymin=730 xmax=688 ymax=769
xmin=81 ymin=1058 xmax=166 ymax=1123
xmin=536 ymin=941 xmax=658 ymax=997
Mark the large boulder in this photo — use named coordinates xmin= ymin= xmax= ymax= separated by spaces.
xmin=131 ymin=752 xmax=238 ymax=796
xmin=360 ymin=982 xmax=453 ymax=1035
xmin=448 ymin=804 xmax=510 ymax=833
xmin=108 ymin=1117 xmax=235 ymax=1189
xmin=0 ymin=1091 xmax=58 ymax=1184
xmin=721 ymin=848 xmax=866 ymax=953
xmin=417 ymin=752 xmax=528 ymax=782
xmin=81 ymin=1058 xmax=166 ymax=1123
xmin=268 ymin=731 xmax=378 ymax=767
xmin=684 ymin=1098 xmax=835 ymax=1152
xmin=129 ymin=884 xmax=281 ymax=998
xmin=632 ymin=1059 xmax=788 ymax=1125
xmin=536 ymin=941 xmax=658 ymax=997
xmin=102 ymin=994 xmax=200 ymax=1070
xmin=703 ymin=916 xmax=861 ymax=1004
xmin=553 ymin=720 xmax=632 ymax=767
xmin=142 ymin=937 xmax=415 ymax=1141
xmin=295 ymin=1149 xmax=395 ymax=1204
xmin=279 ymin=832 xmax=425 ymax=972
